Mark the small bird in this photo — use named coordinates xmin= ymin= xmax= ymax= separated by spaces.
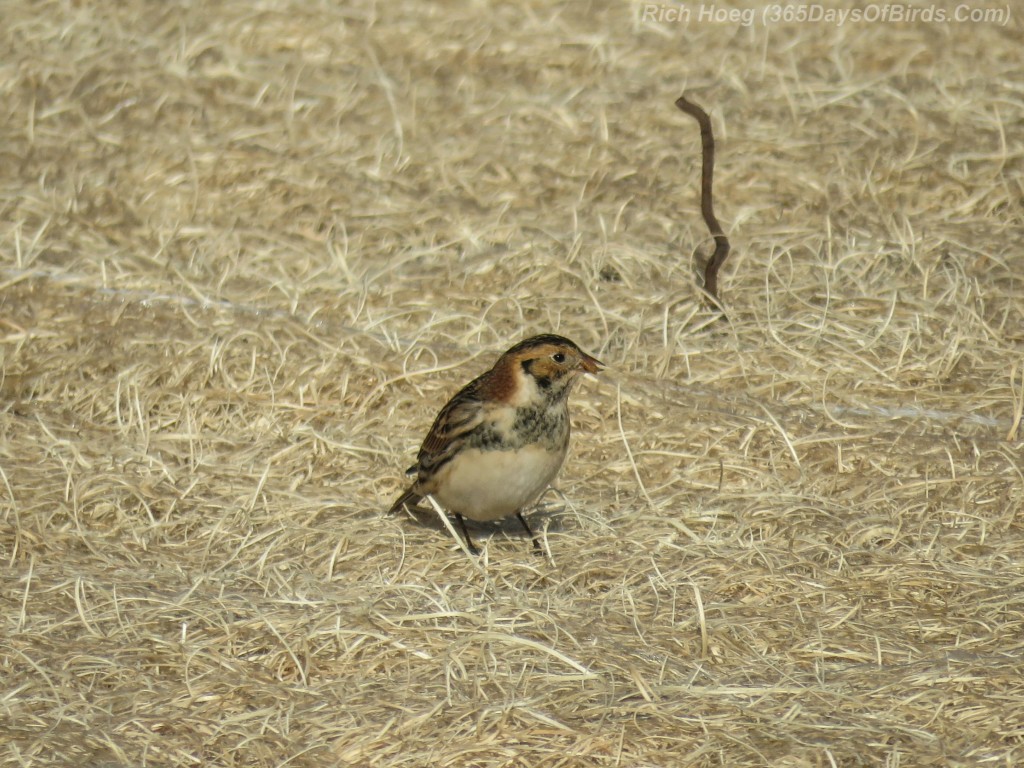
xmin=389 ymin=334 xmax=602 ymax=554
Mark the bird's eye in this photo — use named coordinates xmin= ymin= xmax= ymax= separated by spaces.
xmin=552 ymin=352 xmax=566 ymax=363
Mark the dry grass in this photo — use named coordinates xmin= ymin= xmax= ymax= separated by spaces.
xmin=2 ymin=1 xmax=1024 ymax=765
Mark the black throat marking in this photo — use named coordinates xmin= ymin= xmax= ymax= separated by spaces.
xmin=465 ymin=399 xmax=570 ymax=453
xmin=510 ymin=401 xmax=569 ymax=449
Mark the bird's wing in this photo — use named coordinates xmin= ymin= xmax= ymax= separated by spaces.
xmin=415 ymin=378 xmax=488 ymax=478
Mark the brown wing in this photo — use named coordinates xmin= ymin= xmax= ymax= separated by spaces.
xmin=414 ymin=374 xmax=488 ymax=480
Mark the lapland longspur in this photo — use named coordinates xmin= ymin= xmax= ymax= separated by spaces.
xmin=389 ymin=334 xmax=602 ymax=554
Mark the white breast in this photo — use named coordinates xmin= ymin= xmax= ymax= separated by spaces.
xmin=432 ymin=444 xmax=567 ymax=522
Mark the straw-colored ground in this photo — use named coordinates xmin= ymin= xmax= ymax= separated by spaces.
xmin=2 ymin=1 xmax=1023 ymax=765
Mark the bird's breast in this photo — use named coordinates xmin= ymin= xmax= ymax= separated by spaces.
xmin=431 ymin=443 xmax=568 ymax=522
xmin=471 ymin=402 xmax=569 ymax=452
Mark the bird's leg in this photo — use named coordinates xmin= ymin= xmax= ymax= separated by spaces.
xmin=516 ymin=512 xmax=541 ymax=552
xmin=454 ymin=513 xmax=480 ymax=555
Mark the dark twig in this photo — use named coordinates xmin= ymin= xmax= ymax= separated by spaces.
xmin=675 ymin=95 xmax=730 ymax=313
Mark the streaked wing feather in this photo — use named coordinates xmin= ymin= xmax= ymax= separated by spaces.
xmin=415 ymin=378 xmax=487 ymax=477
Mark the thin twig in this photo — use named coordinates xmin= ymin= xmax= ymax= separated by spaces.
xmin=675 ymin=95 xmax=730 ymax=313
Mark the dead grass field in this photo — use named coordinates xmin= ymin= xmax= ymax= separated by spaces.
xmin=2 ymin=1 xmax=1024 ymax=766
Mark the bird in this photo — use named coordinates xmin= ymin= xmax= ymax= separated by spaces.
xmin=389 ymin=334 xmax=603 ymax=554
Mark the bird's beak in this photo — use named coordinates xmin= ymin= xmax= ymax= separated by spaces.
xmin=579 ymin=353 xmax=603 ymax=374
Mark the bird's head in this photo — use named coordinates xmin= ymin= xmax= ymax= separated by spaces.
xmin=493 ymin=334 xmax=603 ymax=406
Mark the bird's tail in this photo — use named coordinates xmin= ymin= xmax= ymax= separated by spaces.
xmin=388 ymin=487 xmax=423 ymax=515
